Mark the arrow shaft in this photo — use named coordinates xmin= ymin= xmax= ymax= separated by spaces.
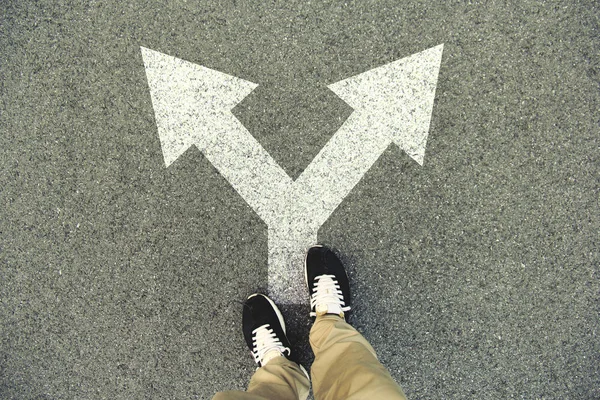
xmin=196 ymin=118 xmax=293 ymax=219
xmin=291 ymin=116 xmax=392 ymax=227
xmin=265 ymin=123 xmax=392 ymax=304
xmin=267 ymin=226 xmax=317 ymax=304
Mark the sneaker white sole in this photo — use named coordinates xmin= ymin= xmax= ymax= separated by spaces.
xmin=299 ymin=364 xmax=310 ymax=382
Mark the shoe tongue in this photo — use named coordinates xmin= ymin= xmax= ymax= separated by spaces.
xmin=262 ymin=349 xmax=283 ymax=366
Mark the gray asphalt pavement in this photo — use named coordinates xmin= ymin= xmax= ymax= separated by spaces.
xmin=1 ymin=0 xmax=599 ymax=399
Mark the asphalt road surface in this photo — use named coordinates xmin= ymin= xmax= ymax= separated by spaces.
xmin=1 ymin=1 xmax=599 ymax=399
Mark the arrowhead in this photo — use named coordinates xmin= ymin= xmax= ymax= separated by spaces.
xmin=328 ymin=44 xmax=443 ymax=165
xmin=140 ymin=47 xmax=258 ymax=167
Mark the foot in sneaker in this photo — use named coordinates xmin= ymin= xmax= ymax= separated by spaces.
xmin=305 ymin=245 xmax=351 ymax=319
xmin=242 ymin=293 xmax=293 ymax=367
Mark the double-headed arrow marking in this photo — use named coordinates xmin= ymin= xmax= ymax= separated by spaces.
xmin=141 ymin=44 xmax=443 ymax=304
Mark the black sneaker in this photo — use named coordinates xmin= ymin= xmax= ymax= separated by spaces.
xmin=242 ymin=293 xmax=294 ymax=367
xmin=305 ymin=245 xmax=351 ymax=319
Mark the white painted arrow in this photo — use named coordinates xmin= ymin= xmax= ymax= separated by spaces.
xmin=141 ymin=44 xmax=443 ymax=304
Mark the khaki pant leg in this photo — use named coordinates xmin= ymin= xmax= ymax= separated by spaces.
xmin=213 ymin=356 xmax=310 ymax=400
xmin=309 ymin=315 xmax=407 ymax=400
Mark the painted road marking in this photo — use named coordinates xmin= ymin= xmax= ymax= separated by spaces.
xmin=141 ymin=44 xmax=443 ymax=304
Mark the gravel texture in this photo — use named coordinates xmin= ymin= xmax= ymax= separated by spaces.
xmin=1 ymin=0 xmax=598 ymax=398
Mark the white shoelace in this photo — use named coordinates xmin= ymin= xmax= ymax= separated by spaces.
xmin=310 ymin=274 xmax=351 ymax=317
xmin=251 ymin=324 xmax=290 ymax=365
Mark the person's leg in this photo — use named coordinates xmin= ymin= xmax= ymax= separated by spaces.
xmin=305 ymin=246 xmax=407 ymax=400
xmin=213 ymin=356 xmax=309 ymax=400
xmin=212 ymin=294 xmax=310 ymax=400
xmin=309 ymin=315 xmax=407 ymax=400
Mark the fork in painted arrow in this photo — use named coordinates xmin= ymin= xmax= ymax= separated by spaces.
xmin=141 ymin=44 xmax=443 ymax=304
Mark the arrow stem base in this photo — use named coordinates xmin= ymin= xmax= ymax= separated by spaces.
xmin=267 ymin=228 xmax=318 ymax=304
